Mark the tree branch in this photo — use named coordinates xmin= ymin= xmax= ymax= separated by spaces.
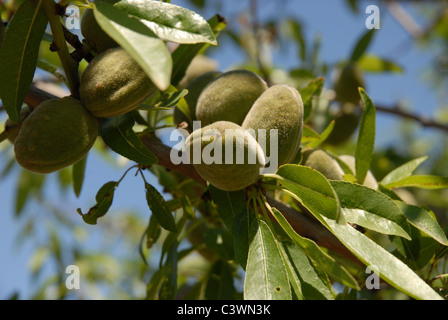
xmin=23 ymin=86 xmax=362 ymax=265
xmin=376 ymin=104 xmax=448 ymax=133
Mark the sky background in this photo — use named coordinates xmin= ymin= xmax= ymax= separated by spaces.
xmin=0 ymin=0 xmax=446 ymax=299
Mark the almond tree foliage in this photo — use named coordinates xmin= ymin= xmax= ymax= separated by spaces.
xmin=0 ymin=0 xmax=448 ymax=300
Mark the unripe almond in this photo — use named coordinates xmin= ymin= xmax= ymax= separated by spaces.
xmin=185 ymin=121 xmax=265 ymax=191
xmin=14 ymin=97 xmax=98 ymax=174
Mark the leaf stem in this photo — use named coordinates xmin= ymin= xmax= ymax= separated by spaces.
xmin=42 ymin=0 xmax=80 ymax=97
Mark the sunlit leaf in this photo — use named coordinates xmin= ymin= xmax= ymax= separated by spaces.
xmin=116 ymin=0 xmax=217 ymax=45
xmin=94 ymin=2 xmax=172 ymax=90
xmin=355 ymin=88 xmax=376 ymax=185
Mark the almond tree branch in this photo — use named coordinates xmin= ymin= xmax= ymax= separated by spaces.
xmin=22 ymin=86 xmax=362 ymax=265
xmin=376 ymin=104 xmax=448 ymax=133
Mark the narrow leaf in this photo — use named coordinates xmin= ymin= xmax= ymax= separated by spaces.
xmin=72 ymin=156 xmax=87 ymax=198
xmin=355 ymin=88 xmax=376 ymax=185
xmin=279 ymin=241 xmax=335 ymax=300
xmin=306 ymin=120 xmax=335 ymax=148
xmin=145 ymin=182 xmax=177 ymax=233
xmin=299 ymin=77 xmax=324 ymax=122
xmin=275 ymin=165 xmax=340 ymax=221
xmin=349 ymin=29 xmax=376 ymax=63
xmin=99 ymin=113 xmax=158 ymax=165
xmin=116 ymin=0 xmax=217 ymax=45
xmin=357 ymin=54 xmax=404 ymax=73
xmin=209 ymin=186 xmax=246 ymax=234
xmin=321 ymin=217 xmax=442 ymax=300
xmin=384 ymin=175 xmax=448 ymax=190
xmin=204 ymin=260 xmax=236 ymax=300
xmin=395 ymin=201 xmax=448 ymax=246
xmin=244 ymin=220 xmax=292 ymax=300
xmin=159 ymin=239 xmax=178 ymax=300
xmin=0 ymin=0 xmax=48 ymax=121
xmin=331 ymin=181 xmax=411 ymax=239
xmin=269 ymin=206 xmax=359 ymax=290
xmin=77 ymin=181 xmax=117 ymax=225
xmin=381 ymin=156 xmax=428 ymax=186
xmin=94 ymin=2 xmax=172 ymax=90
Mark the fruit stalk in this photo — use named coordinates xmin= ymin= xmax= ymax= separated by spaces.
xmin=42 ymin=0 xmax=80 ymax=97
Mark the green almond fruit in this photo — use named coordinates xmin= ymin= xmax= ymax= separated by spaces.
xmin=302 ymin=149 xmax=345 ymax=180
xmin=174 ymin=71 xmax=222 ymax=128
xmin=79 ymin=48 xmax=156 ymax=118
xmin=195 ymin=70 xmax=268 ymax=126
xmin=185 ymin=121 xmax=265 ymax=191
xmin=14 ymin=97 xmax=98 ymax=174
xmin=242 ymin=84 xmax=304 ymax=166
xmin=81 ymin=0 xmax=119 ymax=54
xmin=333 ymin=64 xmax=365 ymax=105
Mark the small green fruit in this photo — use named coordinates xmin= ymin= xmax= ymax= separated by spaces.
xmin=178 ymin=55 xmax=219 ymax=89
xmin=4 ymin=106 xmax=31 ymax=143
xmin=80 ymin=48 xmax=156 ymax=118
xmin=339 ymin=155 xmax=378 ymax=189
xmin=302 ymin=149 xmax=344 ymax=180
xmin=174 ymin=71 xmax=222 ymax=128
xmin=326 ymin=103 xmax=361 ymax=145
xmin=333 ymin=64 xmax=365 ymax=105
xmin=185 ymin=121 xmax=265 ymax=191
xmin=81 ymin=0 xmax=119 ymax=54
xmin=14 ymin=97 xmax=98 ymax=174
xmin=195 ymin=70 xmax=268 ymax=126
xmin=242 ymin=85 xmax=304 ymax=166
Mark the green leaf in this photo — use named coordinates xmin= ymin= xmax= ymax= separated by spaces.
xmin=116 ymin=0 xmax=217 ymax=45
xmin=244 ymin=219 xmax=292 ymax=300
xmin=204 ymin=260 xmax=236 ymax=300
xmin=349 ymin=29 xmax=376 ymax=63
xmin=99 ymin=113 xmax=158 ymax=165
xmin=274 ymin=165 xmax=340 ymax=221
xmin=381 ymin=156 xmax=428 ymax=186
xmin=159 ymin=239 xmax=178 ymax=300
xmin=330 ymin=181 xmax=411 ymax=239
xmin=209 ymin=186 xmax=246 ymax=234
xmin=232 ymin=201 xmax=255 ymax=270
xmin=321 ymin=217 xmax=443 ymax=300
xmin=383 ymin=175 xmax=448 ymax=190
xmin=395 ymin=201 xmax=448 ymax=246
xmin=171 ymin=14 xmax=226 ymax=86
xmin=279 ymin=241 xmax=335 ymax=300
xmin=15 ymin=170 xmax=45 ymax=216
xmin=355 ymin=88 xmax=376 ymax=185
xmin=72 ymin=156 xmax=87 ymax=198
xmin=94 ymin=2 xmax=172 ymax=90
xmin=357 ymin=54 xmax=404 ymax=73
xmin=268 ymin=206 xmax=359 ymax=290
xmin=0 ymin=0 xmax=48 ymax=121
xmin=299 ymin=77 xmax=324 ymax=122
xmin=145 ymin=182 xmax=177 ymax=233
xmin=305 ymin=120 xmax=335 ymax=148
xmin=77 ymin=181 xmax=117 ymax=225
xmin=287 ymin=19 xmax=306 ymax=62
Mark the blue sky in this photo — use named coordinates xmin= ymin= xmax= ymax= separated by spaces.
xmin=0 ymin=0 xmax=446 ymax=299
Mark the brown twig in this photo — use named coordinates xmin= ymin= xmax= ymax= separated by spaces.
xmin=375 ymin=104 xmax=448 ymax=133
